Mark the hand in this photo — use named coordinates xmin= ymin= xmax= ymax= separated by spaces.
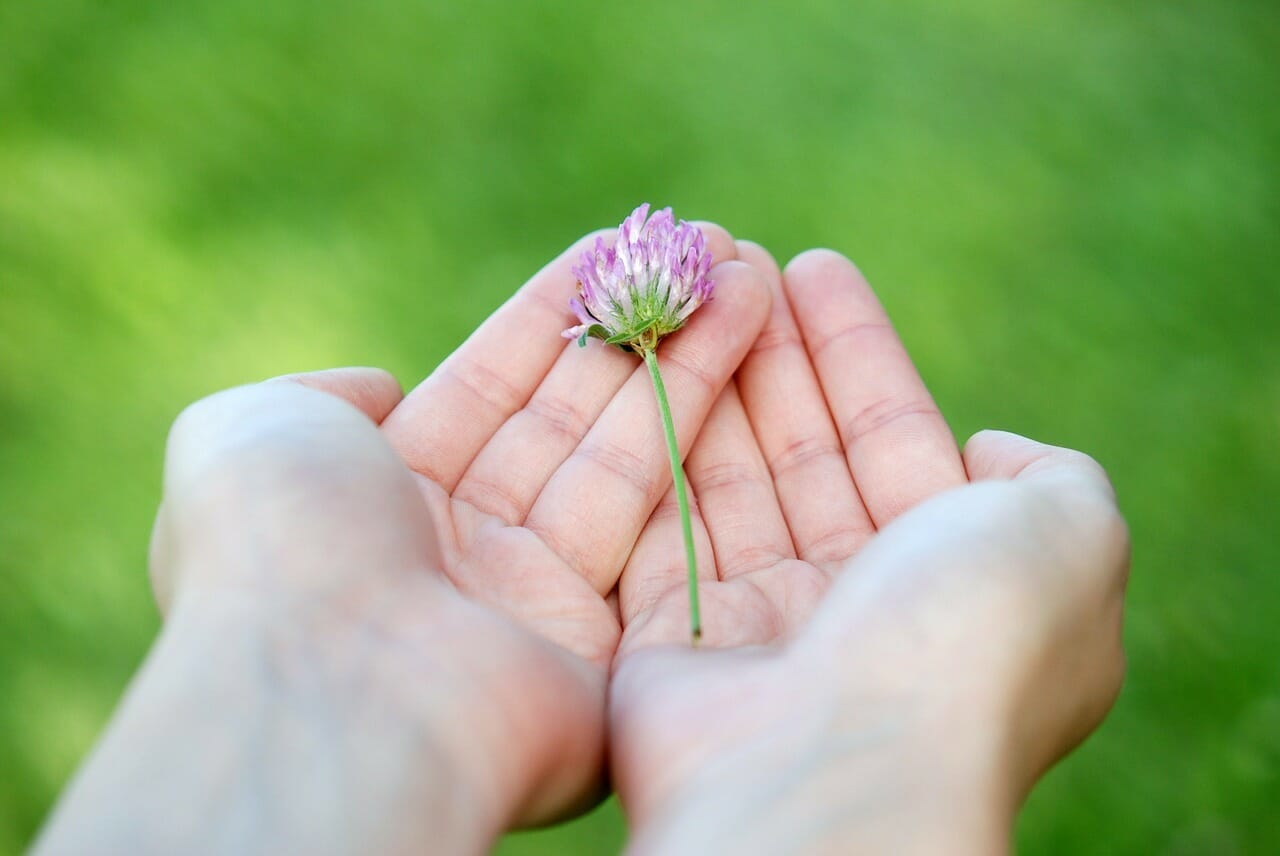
xmin=36 ymin=226 xmax=772 ymax=854
xmin=609 ymin=247 xmax=1129 ymax=854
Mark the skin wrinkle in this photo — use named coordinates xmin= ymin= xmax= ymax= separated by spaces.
xmin=622 ymin=488 xmax=717 ymax=618
xmin=792 ymin=524 xmax=867 ymax=567
xmin=765 ymin=435 xmax=848 ymax=480
xmin=647 ymin=488 xmax=704 ymax=523
xmin=841 ymin=399 xmax=945 ymax=449
xmin=452 ymin=474 xmax=527 ymax=529
xmin=626 ymin=567 xmax=705 ymax=621
xmin=518 ymin=505 xmax=609 ymax=595
xmin=692 ymin=459 xmax=768 ymax=494
xmin=739 ymin=575 xmax=786 ymax=637
xmin=684 ymin=403 xmax=794 ymax=579
xmin=442 ymin=356 xmax=529 ymax=424
xmin=716 ymin=544 xmax=790 ymax=581
xmin=806 ymin=321 xmax=895 ymax=364
xmin=521 ymin=391 xmax=594 ymax=446
xmin=576 ymin=437 xmax=662 ymax=504
xmin=746 ymin=323 xmax=808 ymax=357
xmin=657 ymin=334 xmax=730 ymax=406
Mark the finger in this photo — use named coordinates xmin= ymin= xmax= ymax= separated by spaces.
xmin=452 ymin=227 xmax=738 ymax=525
xmin=783 ymin=249 xmax=966 ymax=527
xmin=735 ymin=241 xmax=875 ymax=566
xmin=618 ymin=482 xmax=717 ymax=626
xmin=963 ymin=429 xmax=1117 ymax=501
xmin=526 ymin=260 xmax=771 ymax=593
xmin=267 ymin=367 xmax=403 ymax=424
xmin=683 ymin=383 xmax=794 ymax=579
xmin=380 ymin=230 xmax=612 ymax=490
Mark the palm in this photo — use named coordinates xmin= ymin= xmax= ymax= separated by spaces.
xmin=611 ymin=245 xmax=971 ymax=820
xmin=378 ymin=227 xmax=767 ymax=661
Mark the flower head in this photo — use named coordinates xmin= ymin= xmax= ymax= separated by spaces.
xmin=563 ymin=204 xmax=714 ymax=352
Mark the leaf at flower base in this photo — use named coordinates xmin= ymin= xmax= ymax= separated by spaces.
xmin=578 ymin=324 xmax=609 ymax=348
xmin=605 ymin=317 xmax=658 ymax=346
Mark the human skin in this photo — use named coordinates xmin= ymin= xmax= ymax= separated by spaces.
xmin=32 ymin=232 xmax=1128 ymax=855
xmin=34 ymin=228 xmax=771 ymax=855
xmin=609 ymin=245 xmax=1130 ymax=854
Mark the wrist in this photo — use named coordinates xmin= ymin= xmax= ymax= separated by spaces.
xmin=627 ymin=651 xmax=1015 ymax=856
xmin=802 ymin=626 xmax=1022 ymax=853
xmin=173 ymin=574 xmax=608 ymax=829
xmin=170 ymin=580 xmax=600 ymax=839
xmin=39 ymin=579 xmax=527 ymax=855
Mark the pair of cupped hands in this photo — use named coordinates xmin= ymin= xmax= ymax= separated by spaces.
xmin=41 ymin=226 xmax=1129 ymax=855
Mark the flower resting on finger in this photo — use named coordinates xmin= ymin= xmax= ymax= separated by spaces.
xmin=563 ymin=203 xmax=714 ymax=353
xmin=564 ymin=204 xmax=714 ymax=644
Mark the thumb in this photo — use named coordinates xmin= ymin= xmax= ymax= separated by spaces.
xmin=962 ymin=429 xmax=1117 ymax=503
xmin=266 ymin=366 xmax=403 ymax=424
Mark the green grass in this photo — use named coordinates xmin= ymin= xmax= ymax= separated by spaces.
xmin=2 ymin=0 xmax=1277 ymax=852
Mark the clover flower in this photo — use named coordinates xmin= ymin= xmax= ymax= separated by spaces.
xmin=563 ymin=204 xmax=714 ymax=352
xmin=565 ymin=204 xmax=714 ymax=643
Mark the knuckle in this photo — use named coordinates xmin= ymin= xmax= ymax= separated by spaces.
xmin=524 ymin=394 xmax=590 ymax=441
xmin=447 ymin=357 xmax=525 ymax=415
xmin=662 ymin=346 xmax=719 ymax=398
xmin=455 ymin=477 xmax=525 ymax=526
xmin=693 ymin=460 xmax=762 ymax=493
xmin=768 ymin=435 xmax=843 ymax=478
xmin=748 ymin=323 xmax=806 ymax=356
xmin=580 ymin=439 xmax=659 ymax=500
xmin=839 ymin=394 xmax=939 ymax=447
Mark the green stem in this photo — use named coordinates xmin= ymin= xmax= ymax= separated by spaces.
xmin=642 ymin=347 xmax=702 ymax=644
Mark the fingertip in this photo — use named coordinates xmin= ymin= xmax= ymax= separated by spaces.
xmin=783 ymin=247 xmax=862 ymax=278
xmin=736 ymin=240 xmax=783 ymax=286
xmin=690 ymin=220 xmax=738 ymax=264
xmin=962 ymin=429 xmax=1047 ymax=479
xmin=782 ymin=248 xmax=869 ymax=303
xmin=268 ymin=367 xmax=404 ymax=424
xmin=708 ymin=259 xmax=772 ymax=338
xmin=272 ymin=365 xmax=402 ymax=393
xmin=963 ymin=429 xmax=1116 ymax=501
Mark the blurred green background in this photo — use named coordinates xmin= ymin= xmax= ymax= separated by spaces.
xmin=2 ymin=0 xmax=1277 ymax=852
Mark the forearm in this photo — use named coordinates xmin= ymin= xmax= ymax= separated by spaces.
xmin=33 ymin=591 xmax=501 ymax=856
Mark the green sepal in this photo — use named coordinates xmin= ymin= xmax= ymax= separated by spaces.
xmin=578 ymin=324 xmax=609 ymax=348
xmin=605 ymin=316 xmax=658 ymax=345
